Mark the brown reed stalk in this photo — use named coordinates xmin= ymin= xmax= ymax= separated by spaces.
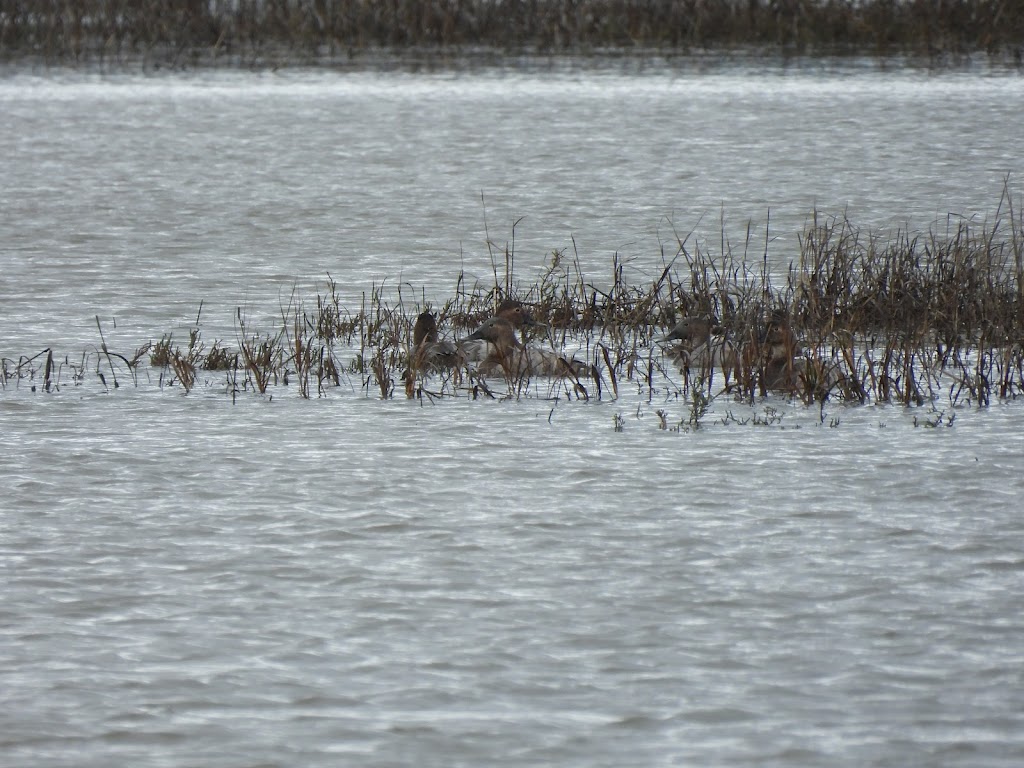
xmin=235 ymin=308 xmax=277 ymax=394
xmin=43 ymin=348 xmax=53 ymax=392
xmin=357 ymin=282 xmax=410 ymax=399
xmin=169 ymin=348 xmax=197 ymax=393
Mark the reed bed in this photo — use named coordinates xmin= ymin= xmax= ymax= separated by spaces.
xmin=3 ymin=198 xmax=1023 ymax=418
xmin=3 ymin=1 xmax=1022 ymax=67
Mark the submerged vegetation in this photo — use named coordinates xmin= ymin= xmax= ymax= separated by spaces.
xmin=2 ymin=1 xmax=1022 ymax=67
xmin=4 ymin=188 xmax=1024 ymax=423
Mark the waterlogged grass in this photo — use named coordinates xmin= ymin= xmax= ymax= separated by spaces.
xmin=3 ymin=197 xmax=1024 ymax=422
xmin=2 ymin=1 xmax=1022 ymax=67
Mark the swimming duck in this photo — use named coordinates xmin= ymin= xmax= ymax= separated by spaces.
xmin=658 ymin=314 xmax=741 ymax=376
xmin=743 ymin=311 xmax=799 ymax=368
xmin=462 ymin=299 xmax=536 ymax=363
xmin=659 ymin=314 xmax=720 ymax=345
xmin=465 ymin=315 xmax=588 ymax=378
xmin=407 ymin=310 xmax=464 ymax=373
xmin=742 ymin=311 xmax=819 ymax=392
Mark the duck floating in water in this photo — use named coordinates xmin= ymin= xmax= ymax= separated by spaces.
xmin=464 ymin=315 xmax=588 ymax=378
xmin=409 ymin=311 xmax=463 ymax=372
xmin=461 ymin=299 xmax=535 ymax=364
xmin=744 ymin=311 xmax=849 ymax=394
xmin=658 ymin=314 xmax=741 ymax=376
xmin=752 ymin=313 xmax=850 ymax=395
xmin=732 ymin=310 xmax=795 ymax=388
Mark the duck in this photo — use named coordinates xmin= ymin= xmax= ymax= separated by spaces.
xmin=743 ymin=312 xmax=849 ymax=394
xmin=658 ymin=314 xmax=741 ymax=376
xmin=464 ymin=315 xmax=588 ymax=378
xmin=741 ymin=311 xmax=829 ymax=393
xmin=461 ymin=299 xmax=536 ymax=364
xmin=659 ymin=314 xmax=720 ymax=345
xmin=743 ymin=310 xmax=799 ymax=368
xmin=408 ymin=311 xmax=463 ymax=372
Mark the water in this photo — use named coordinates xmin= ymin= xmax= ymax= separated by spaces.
xmin=2 ymin=60 xmax=1024 ymax=767
xmin=2 ymin=62 xmax=1021 ymax=349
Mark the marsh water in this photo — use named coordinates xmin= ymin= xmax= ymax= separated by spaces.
xmin=2 ymin=58 xmax=1024 ymax=767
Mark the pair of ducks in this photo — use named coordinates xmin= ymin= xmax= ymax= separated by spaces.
xmin=411 ymin=300 xmax=588 ymax=379
xmin=658 ymin=311 xmax=806 ymax=391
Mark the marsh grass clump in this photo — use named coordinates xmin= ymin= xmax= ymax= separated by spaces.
xmin=353 ymin=284 xmax=411 ymax=400
xmin=203 ymin=340 xmax=235 ymax=371
xmin=147 ymin=317 xmax=236 ymax=391
xmin=788 ymin=186 xmax=1024 ymax=405
xmin=237 ymin=329 xmax=278 ymax=395
xmin=8 ymin=191 xmax=1024 ymax=412
xmin=149 ymin=335 xmax=174 ymax=367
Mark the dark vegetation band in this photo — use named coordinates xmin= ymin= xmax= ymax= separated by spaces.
xmin=3 ymin=1 xmax=1022 ymax=65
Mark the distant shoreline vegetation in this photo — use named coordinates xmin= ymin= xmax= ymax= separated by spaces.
xmin=2 ymin=1 xmax=1022 ymax=69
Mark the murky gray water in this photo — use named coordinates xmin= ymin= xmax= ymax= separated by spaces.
xmin=2 ymin=60 xmax=1024 ymax=767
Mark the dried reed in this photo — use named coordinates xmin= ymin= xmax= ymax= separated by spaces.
xmin=6 ymin=193 xmax=1024 ymax=412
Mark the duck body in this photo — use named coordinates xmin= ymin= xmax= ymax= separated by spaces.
xmin=659 ymin=314 xmax=741 ymax=376
xmin=761 ymin=353 xmax=848 ymax=395
xmin=465 ymin=316 xmax=588 ymax=378
xmin=476 ymin=346 xmax=590 ymax=378
xmin=409 ymin=311 xmax=464 ymax=372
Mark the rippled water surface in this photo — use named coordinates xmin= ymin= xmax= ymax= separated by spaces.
xmin=2 ymin=60 xmax=1024 ymax=767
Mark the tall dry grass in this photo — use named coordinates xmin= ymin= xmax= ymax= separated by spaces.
xmin=5 ymin=191 xmax=1023 ymax=412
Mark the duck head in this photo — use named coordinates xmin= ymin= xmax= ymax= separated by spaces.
xmin=494 ymin=299 xmax=535 ymax=329
xmin=413 ymin=311 xmax=439 ymax=347
xmin=464 ymin=316 xmax=523 ymax=353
